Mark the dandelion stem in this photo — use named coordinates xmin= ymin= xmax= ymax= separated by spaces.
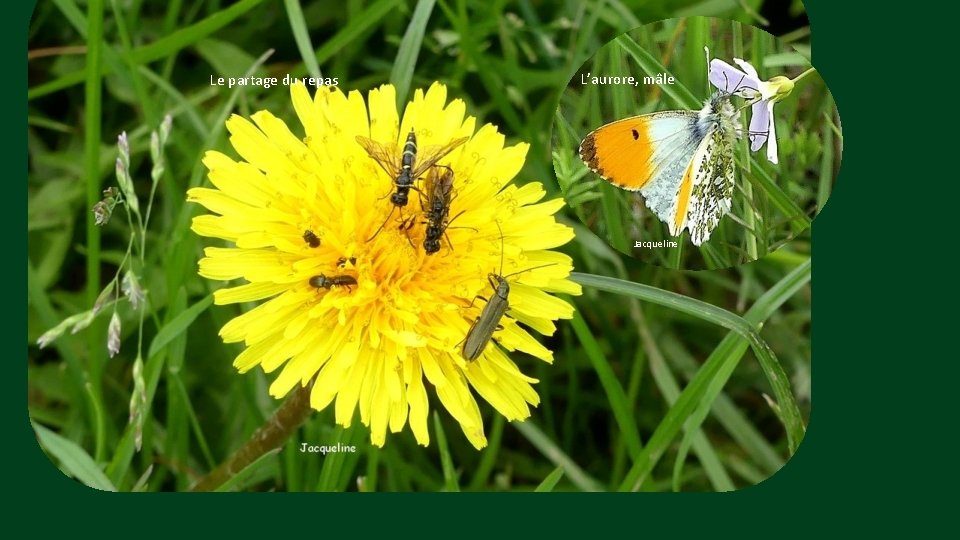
xmin=792 ymin=67 xmax=816 ymax=84
xmin=190 ymin=382 xmax=314 ymax=492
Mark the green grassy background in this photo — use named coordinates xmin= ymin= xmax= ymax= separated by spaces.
xmin=28 ymin=0 xmax=812 ymax=492
xmin=556 ymin=17 xmax=836 ymax=269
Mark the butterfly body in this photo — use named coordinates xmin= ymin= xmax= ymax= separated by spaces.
xmin=579 ymin=92 xmax=739 ymax=246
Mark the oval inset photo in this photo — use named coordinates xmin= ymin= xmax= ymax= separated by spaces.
xmin=553 ymin=17 xmax=841 ymax=270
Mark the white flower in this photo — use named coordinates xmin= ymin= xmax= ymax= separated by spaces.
xmin=709 ymin=57 xmax=794 ymax=164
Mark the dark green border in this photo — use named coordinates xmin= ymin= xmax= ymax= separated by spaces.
xmin=13 ymin=0 xmax=930 ymax=533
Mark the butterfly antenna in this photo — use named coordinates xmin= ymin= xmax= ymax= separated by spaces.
xmin=732 ymin=72 xmax=747 ymax=95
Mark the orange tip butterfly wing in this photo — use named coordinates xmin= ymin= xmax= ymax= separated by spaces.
xmin=578 ymin=94 xmax=739 ymax=246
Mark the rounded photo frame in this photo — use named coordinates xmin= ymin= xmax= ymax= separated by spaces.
xmin=553 ymin=17 xmax=841 ymax=270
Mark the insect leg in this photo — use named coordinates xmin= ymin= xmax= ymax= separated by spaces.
xmin=366 ymin=205 xmax=397 ymax=242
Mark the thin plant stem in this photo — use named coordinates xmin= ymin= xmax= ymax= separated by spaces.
xmin=792 ymin=67 xmax=816 ymax=84
xmin=190 ymin=382 xmax=315 ymax=492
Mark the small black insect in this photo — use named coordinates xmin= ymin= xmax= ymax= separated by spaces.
xmin=302 ymin=230 xmax=321 ymax=248
xmin=355 ymin=128 xmax=468 ymax=241
xmin=336 ymin=256 xmax=357 ymax=268
xmin=421 ymin=166 xmax=464 ymax=255
xmin=309 ymin=273 xmax=357 ymax=292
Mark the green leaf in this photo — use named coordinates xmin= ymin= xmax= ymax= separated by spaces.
xmin=35 ymin=423 xmax=116 ymax=491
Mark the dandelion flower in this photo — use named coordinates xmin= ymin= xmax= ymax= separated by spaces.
xmin=188 ymin=82 xmax=581 ymax=449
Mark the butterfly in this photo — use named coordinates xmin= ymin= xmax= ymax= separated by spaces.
xmin=579 ymin=91 xmax=741 ymax=246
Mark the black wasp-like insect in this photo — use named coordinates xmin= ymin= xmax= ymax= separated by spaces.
xmin=309 ymin=273 xmax=357 ymax=292
xmin=355 ymin=128 xmax=468 ymax=241
xmin=302 ymin=230 xmax=321 ymax=248
xmin=421 ymin=166 xmax=465 ymax=255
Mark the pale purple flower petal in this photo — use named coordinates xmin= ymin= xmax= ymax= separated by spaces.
xmin=709 ymin=58 xmax=762 ymax=97
xmin=748 ymin=100 xmax=770 ymax=152
xmin=733 ymin=58 xmax=759 ymax=80
xmin=765 ymin=101 xmax=778 ymax=164
xmin=710 ymin=55 xmax=783 ymax=164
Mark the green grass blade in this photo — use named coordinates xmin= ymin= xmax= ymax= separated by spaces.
xmin=616 ymin=34 xmax=699 ymax=108
xmin=513 ymin=421 xmax=604 ymax=492
xmin=83 ymin=0 xmax=106 ymax=463
xmin=147 ymin=294 xmax=213 ymax=359
xmin=660 ymin=360 xmax=734 ymax=491
xmin=641 ymin=327 xmax=734 ymax=491
xmin=818 ymin=98 xmax=836 ymax=211
xmin=468 ymin=414 xmax=504 ymax=490
xmin=131 ymin=0 xmax=267 ymax=64
xmin=534 ymin=467 xmax=565 ymax=492
xmin=571 ymin=272 xmax=760 ymax=337
xmin=390 ymin=0 xmax=436 ymax=105
xmin=214 ymin=448 xmax=281 ymax=492
xmin=50 ymin=0 xmax=86 ymax=34
xmin=29 ymin=0 xmax=267 ymax=99
xmin=107 ymin=290 xmax=207 ymax=485
xmin=314 ymin=0 xmax=401 ymax=66
xmin=573 ymin=268 xmax=805 ymax=450
xmin=314 ymin=424 xmax=365 ymax=491
xmin=169 ymin=374 xmax=216 ymax=468
xmin=568 ymin=310 xmax=643 ymax=459
xmin=35 ymin=423 xmax=117 ymax=491
xmin=433 ymin=412 xmax=459 ymax=492
xmin=661 ymin=335 xmax=784 ymax=475
xmin=744 ymin=164 xmax=811 ymax=233
xmin=283 ymin=0 xmax=322 ymax=80
xmin=618 ymin=259 xmax=810 ymax=491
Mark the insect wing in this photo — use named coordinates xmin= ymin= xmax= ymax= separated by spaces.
xmin=422 ymin=166 xmax=441 ymax=207
xmin=427 ymin=167 xmax=455 ymax=216
xmin=579 ymin=111 xmax=712 ymax=231
xmin=423 ymin=167 xmax=462 ymax=255
xmin=684 ymin=128 xmax=735 ymax=246
xmin=355 ymin=135 xmax=403 ymax=177
xmin=579 ymin=111 xmax=701 ymax=190
xmin=409 ymin=137 xmax=469 ymax=179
